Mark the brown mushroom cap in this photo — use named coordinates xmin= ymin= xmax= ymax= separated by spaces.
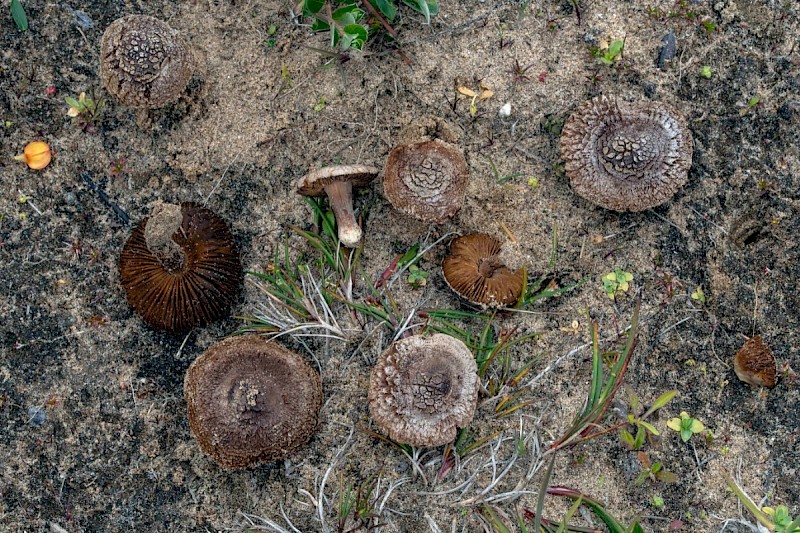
xmin=296 ymin=165 xmax=379 ymax=248
xmin=733 ymin=336 xmax=776 ymax=388
xmin=383 ymin=139 xmax=469 ymax=223
xmin=185 ymin=335 xmax=323 ymax=469
xmin=368 ymin=333 xmax=478 ymax=447
xmin=560 ymin=96 xmax=693 ymax=212
xmin=442 ymin=234 xmax=525 ymax=308
xmin=100 ymin=15 xmax=194 ymax=108
xmin=119 ymin=202 xmax=242 ymax=333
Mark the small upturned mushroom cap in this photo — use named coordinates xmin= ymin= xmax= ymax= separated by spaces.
xmin=368 ymin=334 xmax=478 ymax=447
xmin=185 ymin=335 xmax=323 ymax=469
xmin=733 ymin=336 xmax=776 ymax=388
xmin=119 ymin=202 xmax=242 ymax=333
xmin=296 ymin=165 xmax=379 ymax=248
xmin=560 ymin=96 xmax=693 ymax=212
xmin=443 ymin=234 xmax=525 ymax=308
xmin=100 ymin=15 xmax=194 ymax=108
xmin=383 ymin=139 xmax=469 ymax=223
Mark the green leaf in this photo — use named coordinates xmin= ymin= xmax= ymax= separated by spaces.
xmin=680 ymin=427 xmax=692 ymax=442
xmin=608 ymin=39 xmax=624 ymax=57
xmin=341 ymin=23 xmax=367 ymax=50
xmin=401 ymin=0 xmax=438 ymax=23
xmin=633 ymin=425 xmax=646 ymax=449
xmin=332 ymin=5 xmax=364 ymax=25
xmin=620 ymin=429 xmax=635 ymax=448
xmin=311 ymin=18 xmax=330 ymax=32
xmin=370 ymin=0 xmax=397 ymax=20
xmin=65 ymin=96 xmax=81 ymax=109
xmin=638 ymin=420 xmax=659 ymax=436
xmin=302 ymin=0 xmax=325 ymax=15
xmin=644 ymin=390 xmax=678 ymax=418
xmin=11 ymin=0 xmax=28 ymax=31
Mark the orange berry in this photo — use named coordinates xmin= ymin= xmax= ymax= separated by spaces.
xmin=15 ymin=141 xmax=52 ymax=170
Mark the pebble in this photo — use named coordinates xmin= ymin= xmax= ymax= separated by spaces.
xmin=657 ymin=32 xmax=677 ymax=70
xmin=28 ymin=406 xmax=46 ymax=427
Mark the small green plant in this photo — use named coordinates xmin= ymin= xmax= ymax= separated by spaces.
xmin=10 ymin=0 xmax=27 ymax=31
xmin=593 ymin=39 xmax=624 ymax=66
xmin=690 ymin=286 xmax=706 ymax=303
xmin=701 ymin=19 xmax=715 ymax=33
xmin=406 ymin=264 xmax=428 ymax=288
xmin=635 ymin=458 xmax=677 ymax=486
xmin=748 ymin=96 xmax=761 ymax=107
xmin=602 ymin=268 xmax=633 ymax=300
xmin=699 ymin=65 xmax=712 ymax=79
xmin=652 ymin=495 xmax=665 ymax=509
xmin=66 ymin=92 xmax=105 ymax=132
xmin=724 ymin=471 xmax=800 ymax=533
xmin=619 ymin=389 xmax=677 ymax=450
xmin=666 ymin=411 xmax=705 ymax=442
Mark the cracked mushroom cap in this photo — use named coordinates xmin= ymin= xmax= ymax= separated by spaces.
xmin=368 ymin=334 xmax=478 ymax=447
xmin=733 ymin=336 xmax=776 ymax=388
xmin=442 ymin=233 xmax=525 ymax=308
xmin=119 ymin=202 xmax=242 ymax=333
xmin=185 ymin=335 xmax=323 ymax=469
xmin=383 ymin=139 xmax=469 ymax=223
xmin=100 ymin=15 xmax=194 ymax=108
xmin=560 ymin=96 xmax=693 ymax=212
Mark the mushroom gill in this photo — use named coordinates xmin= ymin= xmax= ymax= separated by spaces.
xmin=368 ymin=334 xmax=478 ymax=447
xmin=560 ymin=96 xmax=693 ymax=212
xmin=184 ymin=335 xmax=323 ymax=469
xmin=119 ymin=202 xmax=242 ymax=333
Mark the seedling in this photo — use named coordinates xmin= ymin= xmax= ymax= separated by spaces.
xmin=619 ymin=389 xmax=677 ymax=450
xmin=66 ymin=92 xmax=105 ymax=132
xmin=458 ymin=83 xmax=493 ymax=116
xmin=724 ymin=471 xmax=800 ymax=533
xmin=602 ymin=268 xmax=633 ymax=300
xmin=592 ymin=38 xmax=624 ymax=66
xmin=635 ymin=456 xmax=677 ymax=486
xmin=666 ymin=411 xmax=705 ymax=442
xmin=406 ymin=264 xmax=428 ymax=288
xmin=699 ymin=65 xmax=712 ymax=79
xmin=690 ymin=286 xmax=706 ymax=303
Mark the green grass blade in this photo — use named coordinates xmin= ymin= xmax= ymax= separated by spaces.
xmin=11 ymin=0 xmax=28 ymax=31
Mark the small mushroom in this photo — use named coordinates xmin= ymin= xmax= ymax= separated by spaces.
xmin=100 ymin=15 xmax=194 ymax=108
xmin=560 ymin=96 xmax=693 ymax=211
xmin=383 ymin=139 xmax=469 ymax=223
xmin=733 ymin=336 xmax=776 ymax=388
xmin=185 ymin=335 xmax=323 ymax=469
xmin=368 ymin=333 xmax=478 ymax=447
xmin=442 ymin=233 xmax=525 ymax=308
xmin=119 ymin=201 xmax=242 ymax=333
xmin=296 ymin=165 xmax=379 ymax=248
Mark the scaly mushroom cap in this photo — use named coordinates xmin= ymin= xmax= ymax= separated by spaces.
xmin=443 ymin=234 xmax=525 ymax=308
xmin=383 ymin=139 xmax=469 ymax=223
xmin=368 ymin=334 xmax=478 ymax=447
xmin=185 ymin=335 xmax=323 ymax=469
xmin=100 ymin=15 xmax=194 ymax=108
xmin=733 ymin=336 xmax=776 ymax=388
xmin=119 ymin=202 xmax=242 ymax=333
xmin=560 ymin=96 xmax=693 ymax=212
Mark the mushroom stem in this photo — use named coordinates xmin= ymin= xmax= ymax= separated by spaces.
xmin=144 ymin=202 xmax=186 ymax=271
xmin=323 ymin=180 xmax=362 ymax=248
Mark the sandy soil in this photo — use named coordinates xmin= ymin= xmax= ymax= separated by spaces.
xmin=1 ymin=0 xmax=798 ymax=531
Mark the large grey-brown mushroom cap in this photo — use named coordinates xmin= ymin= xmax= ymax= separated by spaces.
xmin=100 ymin=15 xmax=194 ymax=108
xmin=383 ymin=139 xmax=469 ymax=223
xmin=560 ymin=96 xmax=693 ymax=212
xmin=368 ymin=333 xmax=478 ymax=447
xmin=184 ymin=335 xmax=323 ymax=469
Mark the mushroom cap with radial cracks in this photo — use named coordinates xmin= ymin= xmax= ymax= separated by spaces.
xmin=442 ymin=233 xmax=525 ymax=308
xmin=184 ymin=335 xmax=323 ymax=469
xmin=368 ymin=334 xmax=478 ymax=447
xmin=733 ymin=336 xmax=777 ymax=388
xmin=100 ymin=15 xmax=194 ymax=108
xmin=119 ymin=202 xmax=242 ymax=333
xmin=560 ymin=96 xmax=693 ymax=212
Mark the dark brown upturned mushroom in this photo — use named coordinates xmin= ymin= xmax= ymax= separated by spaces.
xmin=368 ymin=333 xmax=478 ymax=447
xmin=185 ymin=335 xmax=323 ymax=469
xmin=296 ymin=165 xmax=379 ymax=248
xmin=383 ymin=139 xmax=469 ymax=223
xmin=442 ymin=233 xmax=525 ymax=308
xmin=560 ymin=96 xmax=693 ymax=212
xmin=100 ymin=15 xmax=194 ymax=108
xmin=733 ymin=336 xmax=777 ymax=388
xmin=119 ymin=201 xmax=242 ymax=333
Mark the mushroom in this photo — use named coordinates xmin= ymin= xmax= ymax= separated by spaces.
xmin=383 ymin=139 xmax=469 ymax=223
xmin=733 ymin=336 xmax=776 ymax=388
xmin=119 ymin=201 xmax=242 ymax=333
xmin=368 ymin=333 xmax=478 ymax=447
xmin=184 ymin=335 xmax=323 ymax=469
xmin=442 ymin=233 xmax=525 ymax=308
xmin=296 ymin=165 xmax=379 ymax=248
xmin=100 ymin=15 xmax=194 ymax=108
xmin=560 ymin=96 xmax=693 ymax=211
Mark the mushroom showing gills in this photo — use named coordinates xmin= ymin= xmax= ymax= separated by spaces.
xmin=560 ymin=96 xmax=693 ymax=212
xmin=185 ymin=335 xmax=323 ymax=469
xmin=119 ymin=202 xmax=242 ymax=333
xmin=443 ymin=233 xmax=525 ymax=308
xmin=383 ymin=139 xmax=469 ymax=223
xmin=369 ymin=334 xmax=478 ymax=447
xmin=733 ymin=336 xmax=777 ymax=388
xmin=100 ymin=15 xmax=194 ymax=108
xmin=296 ymin=165 xmax=379 ymax=247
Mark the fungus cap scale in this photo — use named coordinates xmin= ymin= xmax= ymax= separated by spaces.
xmin=100 ymin=15 xmax=193 ymax=108
xmin=733 ymin=336 xmax=777 ymax=388
xmin=185 ymin=335 xmax=323 ymax=469
xmin=560 ymin=96 xmax=693 ymax=212
xmin=383 ymin=139 xmax=469 ymax=223
xmin=119 ymin=202 xmax=242 ymax=333
xmin=368 ymin=334 xmax=478 ymax=447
